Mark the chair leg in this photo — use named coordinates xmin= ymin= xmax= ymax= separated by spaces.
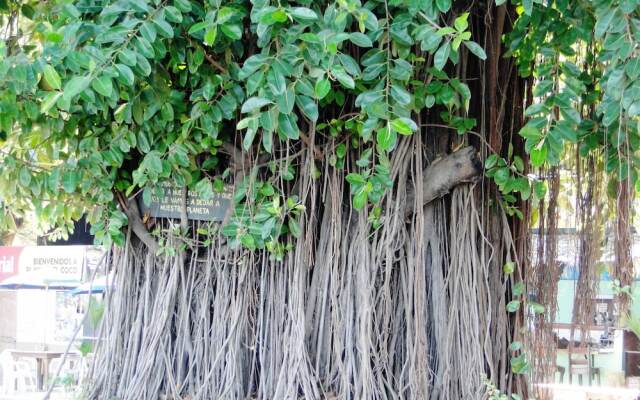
xmin=559 ymin=370 xmax=564 ymax=383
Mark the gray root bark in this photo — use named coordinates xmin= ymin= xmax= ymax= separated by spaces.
xmin=88 ymin=141 xmax=514 ymax=400
xmin=125 ymin=199 xmax=159 ymax=253
xmin=406 ymin=145 xmax=482 ymax=214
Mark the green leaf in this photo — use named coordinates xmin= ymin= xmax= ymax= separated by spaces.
xmin=288 ymin=218 xmax=301 ymax=237
xmin=135 ymin=54 xmax=152 ymax=76
xmin=62 ymin=171 xmax=78 ymax=193
xmin=353 ymin=188 xmax=368 ymax=209
xmin=153 ymin=16 xmax=174 ymax=38
xmin=425 ymin=95 xmax=435 ymax=108
xmin=300 ymin=32 xmax=320 ymax=43
xmin=346 ymin=173 xmax=366 ymax=186
xmin=63 ymin=76 xmax=90 ymax=100
xmin=145 ymin=152 xmax=163 ymax=174
xmin=503 ymin=261 xmax=515 ymax=274
xmin=626 ymin=57 xmax=640 ymax=80
xmin=195 ymin=178 xmax=214 ymax=200
xmin=454 ymin=13 xmax=469 ymax=32
xmin=276 ymin=87 xmax=295 ymax=114
xmin=188 ymin=21 xmax=208 ymax=35
xmin=135 ymin=37 xmax=155 ymax=59
xmin=552 ymin=122 xmax=578 ymax=143
xmin=164 ymin=6 xmax=182 ymax=23
xmin=288 ymin=7 xmax=318 ymax=21
xmin=519 ymin=125 xmax=541 ymax=140
xmin=91 ymin=76 xmax=113 ymax=97
xmin=512 ymin=281 xmax=525 ymax=296
xmin=530 ymin=144 xmax=548 ymax=167
xmin=243 ymin=128 xmax=257 ymax=150
xmin=204 ymin=26 xmax=217 ymax=45
xmin=115 ymin=64 xmax=135 ymax=86
xmin=350 ymin=32 xmax=372 ymax=47
xmin=267 ymin=69 xmax=286 ymax=95
xmin=296 ymin=95 xmax=318 ymax=122
xmin=390 ymin=117 xmax=416 ymax=135
xmin=376 ymin=127 xmax=397 ymax=151
xmin=45 ymin=31 xmax=63 ymax=43
xmin=331 ymin=66 xmax=355 ymax=89
xmin=485 ymin=154 xmax=498 ymax=169
xmin=315 ymin=78 xmax=331 ymax=100
xmin=261 ymin=8 xmax=288 ymax=25
xmin=437 ymin=27 xmax=456 ymax=36
xmin=464 ymin=41 xmax=487 ymax=60
xmin=510 ymin=341 xmax=522 ymax=352
xmin=19 ymin=166 xmax=31 ymax=187
xmin=278 ymin=113 xmax=299 ymax=139
xmin=434 ymin=42 xmax=451 ymax=70
xmin=40 ymin=91 xmax=62 ymax=113
xmin=390 ymin=85 xmax=411 ymax=106
xmin=241 ymin=233 xmax=256 ymax=249
xmin=42 ymin=65 xmax=61 ymax=90
xmin=118 ymin=48 xmax=137 ymax=66
xmin=241 ymin=97 xmax=272 ymax=113
xmin=595 ymin=7 xmax=616 ymax=38
xmin=511 ymin=353 xmax=529 ymax=374
xmin=533 ymin=181 xmax=547 ymax=200
xmin=524 ymin=103 xmax=545 ymax=116
xmin=435 ymin=0 xmax=451 ymax=12
xmin=220 ymin=23 xmax=242 ymax=40
xmin=174 ymin=0 xmax=192 ymax=12
xmin=262 ymin=129 xmax=273 ymax=153
xmin=506 ymin=300 xmax=520 ymax=313
xmin=140 ymin=22 xmax=157 ymax=42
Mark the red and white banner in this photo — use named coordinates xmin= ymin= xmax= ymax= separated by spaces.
xmin=0 ymin=246 xmax=104 ymax=283
xmin=0 ymin=246 xmax=22 ymax=282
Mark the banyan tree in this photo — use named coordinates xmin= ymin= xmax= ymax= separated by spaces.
xmin=1 ymin=0 xmax=639 ymax=398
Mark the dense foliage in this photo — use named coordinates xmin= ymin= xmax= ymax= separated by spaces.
xmin=490 ymin=0 xmax=640 ymax=209
xmin=0 ymin=0 xmax=492 ymax=252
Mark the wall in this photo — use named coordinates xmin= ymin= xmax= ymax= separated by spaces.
xmin=0 ymin=291 xmax=16 ymax=354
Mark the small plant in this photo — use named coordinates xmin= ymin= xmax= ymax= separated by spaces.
xmin=54 ymin=372 xmax=76 ymax=391
xmin=482 ymin=374 xmax=522 ymax=400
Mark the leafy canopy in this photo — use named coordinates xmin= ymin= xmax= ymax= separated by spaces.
xmin=0 ymin=0 xmax=483 ymax=250
xmin=488 ymin=0 xmax=640 ymax=218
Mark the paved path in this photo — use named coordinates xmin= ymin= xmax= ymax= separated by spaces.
xmin=537 ymin=383 xmax=640 ymax=400
xmin=0 ymin=392 xmax=75 ymax=400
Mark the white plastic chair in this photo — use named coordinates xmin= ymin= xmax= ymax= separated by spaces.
xmin=0 ymin=350 xmax=37 ymax=394
xmin=14 ymin=360 xmax=37 ymax=392
xmin=0 ymin=350 xmax=15 ymax=394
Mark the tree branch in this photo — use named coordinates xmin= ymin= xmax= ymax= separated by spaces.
xmin=406 ymin=146 xmax=482 ymax=214
xmin=126 ymin=198 xmax=160 ymax=253
xmin=186 ymin=37 xmax=227 ymax=74
xmin=299 ymin=131 xmax=323 ymax=160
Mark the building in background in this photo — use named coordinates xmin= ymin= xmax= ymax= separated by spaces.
xmin=0 ymin=245 xmax=105 ymax=354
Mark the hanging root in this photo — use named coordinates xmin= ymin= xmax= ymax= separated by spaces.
xmin=86 ymin=138 xmax=516 ymax=400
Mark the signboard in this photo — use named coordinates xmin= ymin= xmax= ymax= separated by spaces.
xmin=0 ymin=245 xmax=105 ymax=283
xmin=138 ymin=183 xmax=233 ymax=221
xmin=22 ymin=245 xmax=85 ymax=279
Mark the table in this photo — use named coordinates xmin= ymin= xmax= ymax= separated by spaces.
xmin=10 ymin=350 xmax=65 ymax=391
